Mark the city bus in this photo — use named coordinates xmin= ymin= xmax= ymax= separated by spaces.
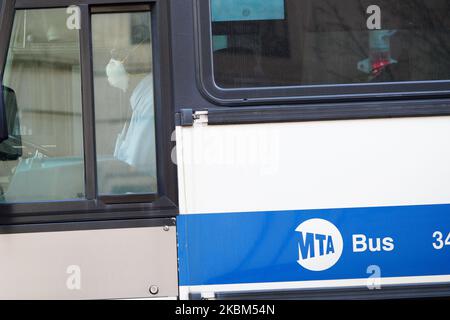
xmin=0 ymin=0 xmax=449 ymax=300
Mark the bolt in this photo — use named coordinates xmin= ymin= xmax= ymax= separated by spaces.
xmin=163 ymin=225 xmax=169 ymax=231
xmin=149 ymin=285 xmax=159 ymax=295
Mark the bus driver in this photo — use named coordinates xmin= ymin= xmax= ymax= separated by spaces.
xmin=104 ymin=55 xmax=157 ymax=192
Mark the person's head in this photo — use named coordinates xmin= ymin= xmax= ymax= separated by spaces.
xmin=105 ymin=58 xmax=129 ymax=93
xmin=105 ymin=35 xmax=151 ymax=92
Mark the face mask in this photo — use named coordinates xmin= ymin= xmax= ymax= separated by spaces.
xmin=106 ymin=59 xmax=129 ymax=92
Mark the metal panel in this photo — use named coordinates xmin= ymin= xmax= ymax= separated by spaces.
xmin=176 ymin=116 xmax=450 ymax=214
xmin=0 ymin=226 xmax=178 ymax=299
xmin=176 ymin=115 xmax=450 ymax=298
xmin=178 ymin=206 xmax=450 ymax=286
xmin=204 ymin=99 xmax=450 ymax=126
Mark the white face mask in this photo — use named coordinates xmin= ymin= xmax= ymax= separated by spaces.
xmin=106 ymin=59 xmax=129 ymax=92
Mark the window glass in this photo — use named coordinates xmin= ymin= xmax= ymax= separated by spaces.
xmin=210 ymin=0 xmax=450 ymax=88
xmin=0 ymin=8 xmax=85 ymax=202
xmin=92 ymin=10 xmax=157 ymax=196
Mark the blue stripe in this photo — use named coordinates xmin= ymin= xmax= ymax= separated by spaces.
xmin=177 ymin=204 xmax=450 ymax=286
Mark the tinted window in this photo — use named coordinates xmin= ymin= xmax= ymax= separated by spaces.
xmin=211 ymin=0 xmax=450 ymax=88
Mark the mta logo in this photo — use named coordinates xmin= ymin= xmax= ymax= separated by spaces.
xmin=298 ymin=232 xmax=335 ymax=259
xmin=295 ymin=219 xmax=343 ymax=271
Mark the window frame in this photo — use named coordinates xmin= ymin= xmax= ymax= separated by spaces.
xmin=195 ymin=0 xmax=450 ymax=106
xmin=0 ymin=0 xmax=178 ymax=225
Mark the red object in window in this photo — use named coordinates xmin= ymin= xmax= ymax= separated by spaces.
xmin=370 ymin=51 xmax=393 ymax=75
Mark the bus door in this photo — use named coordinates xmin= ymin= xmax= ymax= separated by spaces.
xmin=173 ymin=0 xmax=450 ymax=299
xmin=0 ymin=0 xmax=178 ymax=299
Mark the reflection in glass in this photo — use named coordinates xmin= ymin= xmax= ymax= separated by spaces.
xmin=211 ymin=0 xmax=450 ymax=88
xmin=0 ymin=8 xmax=85 ymax=202
xmin=92 ymin=11 xmax=157 ymax=195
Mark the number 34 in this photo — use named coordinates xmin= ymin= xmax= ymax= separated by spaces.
xmin=432 ymin=231 xmax=450 ymax=250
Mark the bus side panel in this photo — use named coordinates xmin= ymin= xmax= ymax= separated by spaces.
xmin=176 ymin=116 xmax=450 ymax=298
xmin=0 ymin=226 xmax=178 ymax=299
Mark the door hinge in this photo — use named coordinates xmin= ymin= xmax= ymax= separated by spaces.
xmin=193 ymin=110 xmax=208 ymax=126
xmin=176 ymin=109 xmax=208 ymax=127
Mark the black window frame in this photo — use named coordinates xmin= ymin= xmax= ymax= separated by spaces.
xmin=195 ymin=0 xmax=450 ymax=106
xmin=0 ymin=0 xmax=178 ymax=225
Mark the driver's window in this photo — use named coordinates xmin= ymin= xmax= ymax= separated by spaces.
xmin=92 ymin=7 xmax=157 ymax=196
xmin=0 ymin=8 xmax=85 ymax=202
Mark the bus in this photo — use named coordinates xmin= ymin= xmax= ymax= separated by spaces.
xmin=0 ymin=0 xmax=449 ymax=300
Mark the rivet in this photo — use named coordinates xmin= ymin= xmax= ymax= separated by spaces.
xmin=149 ymin=285 xmax=159 ymax=295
